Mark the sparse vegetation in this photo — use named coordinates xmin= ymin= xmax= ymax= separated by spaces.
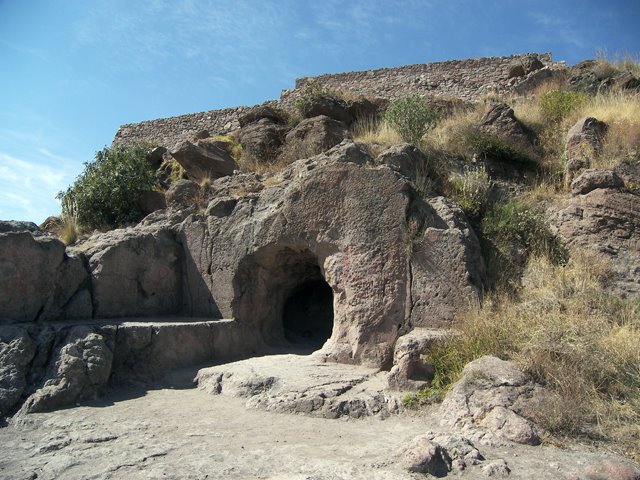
xmin=57 ymin=143 xmax=158 ymax=230
xmin=383 ymin=94 xmax=440 ymax=143
xmin=449 ymin=166 xmax=492 ymax=220
xmin=538 ymin=90 xmax=589 ymax=124
xmin=417 ymin=251 xmax=640 ymax=460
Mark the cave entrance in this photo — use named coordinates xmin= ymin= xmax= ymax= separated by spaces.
xmin=282 ymin=278 xmax=334 ymax=350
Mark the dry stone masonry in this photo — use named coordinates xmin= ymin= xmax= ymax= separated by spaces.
xmin=113 ymin=53 xmax=564 ymax=150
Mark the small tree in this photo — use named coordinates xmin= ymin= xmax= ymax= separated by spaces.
xmin=57 ymin=143 xmax=158 ymax=230
xmin=383 ymin=94 xmax=440 ymax=143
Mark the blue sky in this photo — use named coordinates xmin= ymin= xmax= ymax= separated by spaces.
xmin=1 ymin=0 xmax=639 ymax=223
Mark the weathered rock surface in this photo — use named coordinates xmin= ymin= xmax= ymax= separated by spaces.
xmin=170 ymin=138 xmax=238 ymax=180
xmin=439 ymin=356 xmax=543 ymax=446
xmin=0 ymin=327 xmax=36 ymax=416
xmin=237 ymin=117 xmax=287 ymax=161
xmin=387 ymin=328 xmax=452 ymax=390
xmin=565 ymin=116 xmax=608 ymax=184
xmin=165 ymin=178 xmax=201 ymax=209
xmin=283 ymin=115 xmax=350 ymax=159
xmin=479 ymin=102 xmax=534 ymax=147
xmin=0 ymin=220 xmax=40 ymax=233
xmin=299 ymin=94 xmax=353 ymax=124
xmin=0 ymin=233 xmax=90 ymax=324
xmin=77 ymin=227 xmax=182 ymax=318
xmin=396 ymin=434 xmax=452 ymax=475
xmin=19 ymin=326 xmax=114 ymax=414
xmin=178 ymin=140 xmax=484 ymax=367
xmin=570 ymin=169 xmax=624 ymax=196
xmin=197 ymin=354 xmax=402 ymax=419
xmin=583 ymin=460 xmax=640 ymax=480
xmin=552 ymin=188 xmax=640 ymax=297
xmin=237 ymin=104 xmax=288 ymax=127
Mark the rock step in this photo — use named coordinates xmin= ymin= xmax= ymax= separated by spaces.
xmin=196 ymin=354 xmax=404 ymax=419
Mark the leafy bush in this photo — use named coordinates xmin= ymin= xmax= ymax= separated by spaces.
xmin=463 ymin=129 xmax=538 ymax=170
xmin=57 ymin=143 xmax=158 ymax=230
xmin=480 ymin=199 xmax=567 ymax=289
xmin=383 ymin=94 xmax=440 ymax=143
xmin=539 ymin=90 xmax=589 ymax=123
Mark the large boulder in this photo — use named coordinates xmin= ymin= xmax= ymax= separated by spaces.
xmin=0 ymin=232 xmax=90 ymax=324
xmin=283 ymin=115 xmax=350 ymax=160
xmin=171 ymin=138 xmax=237 ymax=180
xmin=237 ymin=117 xmax=287 ymax=162
xmin=19 ymin=326 xmax=114 ymax=414
xmin=565 ymin=117 xmax=608 ymax=185
xmin=0 ymin=220 xmax=39 ymax=233
xmin=0 ymin=327 xmax=36 ymax=416
xmin=298 ymin=94 xmax=353 ymax=124
xmin=552 ymin=188 xmax=640 ymax=297
xmin=75 ymin=227 xmax=182 ymax=318
xmin=439 ymin=356 xmax=544 ymax=445
xmin=479 ymin=102 xmax=535 ymax=147
xmin=179 ymin=140 xmax=484 ymax=367
xmin=238 ymin=104 xmax=288 ymax=127
xmin=570 ymin=169 xmax=624 ymax=196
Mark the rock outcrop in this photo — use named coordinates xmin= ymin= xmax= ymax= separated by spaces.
xmin=565 ymin=116 xmax=608 ymax=185
xmin=439 ymin=356 xmax=545 ymax=446
xmin=170 ymin=138 xmax=238 ymax=180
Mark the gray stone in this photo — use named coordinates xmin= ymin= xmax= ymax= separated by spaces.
xmin=396 ymin=435 xmax=451 ymax=475
xmin=165 ymin=179 xmax=201 ymax=209
xmin=479 ymin=102 xmax=534 ymax=147
xmin=138 ymin=190 xmax=167 ymax=215
xmin=0 ymin=233 xmax=89 ymax=324
xmin=483 ymin=459 xmax=511 ymax=477
xmin=0 ymin=220 xmax=40 ymax=233
xmin=205 ymin=197 xmax=237 ymax=218
xmin=0 ymin=327 xmax=36 ymax=416
xmin=171 ymin=138 xmax=237 ymax=180
xmin=570 ymin=169 xmax=624 ymax=196
xmin=20 ymin=326 xmax=114 ymax=414
xmin=283 ymin=115 xmax=350 ymax=160
xmin=299 ymin=94 xmax=353 ymax=124
xmin=439 ymin=356 xmax=543 ymax=445
xmin=237 ymin=117 xmax=287 ymax=162
xmin=79 ymin=227 xmax=182 ymax=318
xmin=238 ymin=105 xmax=288 ymax=127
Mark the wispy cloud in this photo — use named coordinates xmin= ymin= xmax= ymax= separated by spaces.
xmin=0 ymin=151 xmax=77 ymax=223
xmin=528 ymin=12 xmax=586 ymax=49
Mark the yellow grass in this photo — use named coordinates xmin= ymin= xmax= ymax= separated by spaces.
xmin=429 ymin=251 xmax=640 ymax=460
xmin=351 ymin=117 xmax=404 ymax=148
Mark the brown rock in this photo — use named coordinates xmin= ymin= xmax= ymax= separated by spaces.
xmin=171 ymin=138 xmax=237 ymax=181
xmin=165 ymin=179 xmax=201 ymax=209
xmin=283 ymin=115 xmax=350 ymax=160
xmin=479 ymin=102 xmax=534 ymax=147
xmin=397 ymin=435 xmax=452 ymax=475
xmin=299 ymin=94 xmax=353 ymax=124
xmin=552 ymin=188 xmax=640 ymax=297
xmin=565 ymin=117 xmax=608 ymax=184
xmin=237 ymin=118 xmax=287 ymax=162
xmin=570 ymin=169 xmax=624 ymax=196
xmin=238 ymin=104 xmax=288 ymax=127
xmin=584 ymin=460 xmax=640 ymax=480
xmin=138 ymin=190 xmax=167 ymax=215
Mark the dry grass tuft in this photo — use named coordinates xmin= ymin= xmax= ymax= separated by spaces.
xmin=425 ymin=251 xmax=640 ymax=460
xmin=351 ymin=116 xmax=404 ymax=150
xmin=58 ymin=216 xmax=79 ymax=245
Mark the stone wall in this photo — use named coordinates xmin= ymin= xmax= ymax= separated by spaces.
xmin=112 ymin=53 xmax=563 ymax=149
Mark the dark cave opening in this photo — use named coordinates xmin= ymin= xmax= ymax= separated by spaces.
xmin=282 ymin=279 xmax=334 ymax=350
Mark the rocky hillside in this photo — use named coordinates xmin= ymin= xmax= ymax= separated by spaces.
xmin=2 ymin=53 xmax=640 ymax=476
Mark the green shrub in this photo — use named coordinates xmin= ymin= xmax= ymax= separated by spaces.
xmin=57 ymin=143 xmax=158 ymax=230
xmin=463 ymin=130 xmax=538 ymax=170
xmin=480 ymin=199 xmax=567 ymax=289
xmin=539 ymin=90 xmax=589 ymax=123
xmin=402 ymin=387 xmax=445 ymax=409
xmin=383 ymin=94 xmax=440 ymax=143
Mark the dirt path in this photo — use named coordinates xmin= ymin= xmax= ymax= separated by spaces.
xmin=1 ymin=362 xmax=638 ymax=480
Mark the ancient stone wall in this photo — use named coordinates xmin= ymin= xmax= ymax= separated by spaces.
xmin=112 ymin=53 xmax=562 ymax=149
